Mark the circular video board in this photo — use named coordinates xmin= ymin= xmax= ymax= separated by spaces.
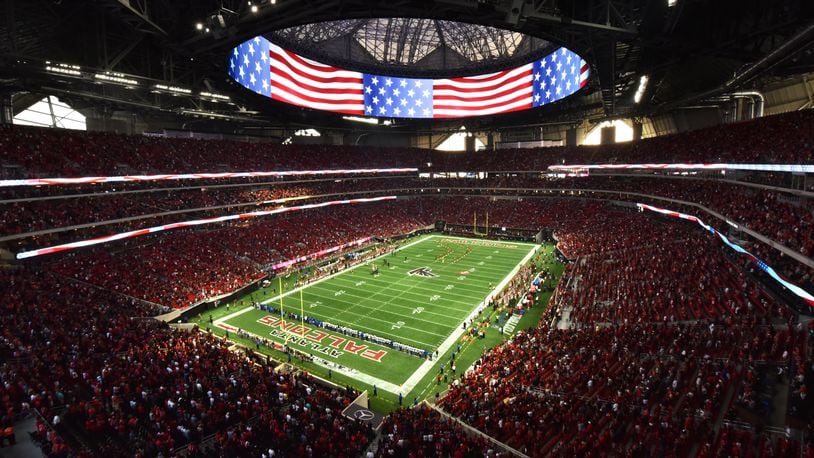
xmin=229 ymin=36 xmax=589 ymax=119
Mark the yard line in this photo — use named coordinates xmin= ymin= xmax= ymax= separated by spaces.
xmin=343 ymin=264 xmax=477 ymax=343
xmin=285 ymin=291 xmax=450 ymax=339
xmin=294 ymin=289 xmax=462 ymax=331
xmin=295 ymin=237 xmax=531 ymax=338
xmin=357 ymin=265 xmax=518 ymax=281
xmin=254 ymin=296 xmax=443 ymax=349
xmin=296 ymin=293 xmax=462 ymax=330
xmin=325 ymin=275 xmax=439 ymax=324
xmin=215 ymin=235 xmax=542 ymax=395
xmin=215 ymin=235 xmax=434 ymax=324
xmin=321 ymin=247 xmax=469 ymax=320
xmin=295 ymin=286 xmax=474 ymax=319
xmin=363 ymin=262 xmax=515 ymax=277
xmin=314 ymin=236 xmax=512 ymax=321
xmin=398 ymin=243 xmax=540 ymax=394
xmin=323 ymin=276 xmax=486 ymax=301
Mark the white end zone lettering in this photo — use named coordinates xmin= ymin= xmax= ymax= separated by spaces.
xmin=255 ymin=315 xmax=388 ymax=362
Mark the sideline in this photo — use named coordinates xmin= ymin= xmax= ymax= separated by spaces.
xmin=399 ymin=243 xmax=538 ymax=394
xmin=215 ymin=235 xmax=539 ymax=395
xmin=214 ymin=234 xmax=433 ymax=324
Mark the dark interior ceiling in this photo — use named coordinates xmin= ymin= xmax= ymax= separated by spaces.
xmin=267 ymin=18 xmax=554 ymax=78
xmin=1 ymin=0 xmax=813 ymax=132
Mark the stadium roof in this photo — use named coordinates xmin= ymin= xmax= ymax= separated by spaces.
xmin=270 ymin=18 xmax=551 ymax=77
xmin=1 ymin=0 xmax=813 ymax=130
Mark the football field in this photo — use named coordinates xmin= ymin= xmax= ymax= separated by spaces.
xmin=215 ymin=234 xmax=538 ymax=393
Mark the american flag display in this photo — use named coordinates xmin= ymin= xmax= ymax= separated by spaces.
xmin=433 ymin=65 xmax=532 ymax=118
xmin=230 ymin=37 xmax=271 ymax=97
xmin=268 ymin=42 xmax=364 ymax=114
xmin=229 ymin=36 xmax=590 ymax=119
xmin=532 ymin=47 xmax=590 ymax=107
xmin=363 ymin=74 xmax=433 ymax=118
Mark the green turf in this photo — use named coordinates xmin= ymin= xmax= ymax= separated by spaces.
xmin=224 ymin=306 xmax=424 ymax=381
xmin=193 ymin=234 xmax=563 ymax=404
xmin=259 ymin=235 xmax=534 ymax=350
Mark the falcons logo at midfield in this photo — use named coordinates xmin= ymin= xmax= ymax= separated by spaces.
xmin=407 ymin=267 xmax=438 ymax=278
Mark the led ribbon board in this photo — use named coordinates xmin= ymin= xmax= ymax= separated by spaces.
xmin=549 ymin=164 xmax=814 ymax=173
xmin=0 ymin=168 xmax=418 ymax=188
xmin=637 ymin=203 xmax=814 ymax=309
xmin=268 ymin=237 xmax=372 ymax=272
xmin=229 ymin=37 xmax=589 ymax=119
xmin=15 ymin=196 xmax=397 ymax=259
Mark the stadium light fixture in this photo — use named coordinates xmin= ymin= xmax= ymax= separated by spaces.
xmin=177 ymin=109 xmax=234 ymax=119
xmin=153 ymin=84 xmax=192 ymax=95
xmin=342 ymin=115 xmax=379 ymax=125
xmin=95 ymin=72 xmax=139 ymax=86
xmin=45 ymin=63 xmax=81 ymax=76
xmin=200 ymin=91 xmax=230 ymax=101
xmin=633 ymin=75 xmax=648 ymax=104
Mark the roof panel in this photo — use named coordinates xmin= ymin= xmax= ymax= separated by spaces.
xmin=269 ymin=18 xmax=550 ymax=77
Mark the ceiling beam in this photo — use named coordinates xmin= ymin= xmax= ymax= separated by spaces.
xmin=106 ymin=0 xmax=168 ymax=36
xmin=523 ymin=10 xmax=637 ymax=36
xmin=104 ymin=35 xmax=144 ymax=70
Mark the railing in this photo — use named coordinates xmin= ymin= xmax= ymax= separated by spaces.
xmin=12 ymin=185 xmax=808 ymax=269
xmin=425 ymin=401 xmax=530 ymax=458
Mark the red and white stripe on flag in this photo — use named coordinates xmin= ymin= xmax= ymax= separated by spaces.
xmin=432 ymin=64 xmax=534 ymax=118
xmin=580 ymin=61 xmax=589 ymax=88
xmin=269 ymin=43 xmax=365 ymax=115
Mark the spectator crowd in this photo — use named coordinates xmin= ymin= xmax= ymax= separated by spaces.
xmin=1 ymin=110 xmax=813 ymax=457
xmin=0 ymin=268 xmax=373 ymax=457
